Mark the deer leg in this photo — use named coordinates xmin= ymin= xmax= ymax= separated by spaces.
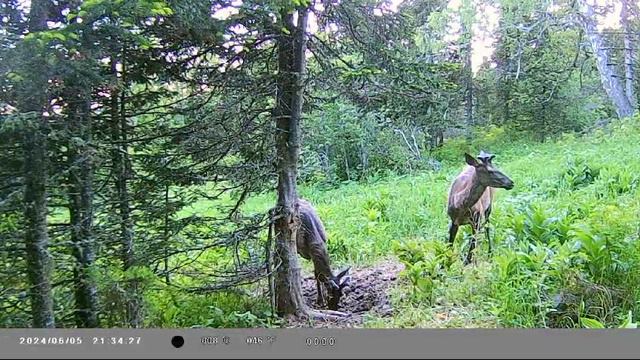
xmin=485 ymin=207 xmax=493 ymax=255
xmin=315 ymin=271 xmax=325 ymax=308
xmin=448 ymin=222 xmax=459 ymax=246
xmin=465 ymin=221 xmax=479 ymax=266
xmin=316 ymin=280 xmax=324 ymax=308
xmin=485 ymin=222 xmax=492 ymax=255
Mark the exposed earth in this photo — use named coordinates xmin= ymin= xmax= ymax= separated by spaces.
xmin=287 ymin=259 xmax=405 ymax=328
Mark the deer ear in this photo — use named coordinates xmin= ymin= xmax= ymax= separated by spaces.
xmin=336 ymin=267 xmax=351 ymax=279
xmin=339 ymin=275 xmax=351 ymax=288
xmin=464 ymin=153 xmax=479 ymax=167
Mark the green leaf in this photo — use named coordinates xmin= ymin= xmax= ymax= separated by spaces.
xmin=51 ymin=32 xmax=66 ymax=41
xmin=619 ymin=311 xmax=637 ymax=329
xmin=6 ymin=72 xmax=23 ymax=82
xmin=580 ymin=317 xmax=605 ymax=329
xmin=81 ymin=0 xmax=103 ymax=10
xmin=151 ymin=7 xmax=173 ymax=16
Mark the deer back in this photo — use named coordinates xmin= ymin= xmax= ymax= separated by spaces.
xmin=296 ymin=199 xmax=331 ymax=271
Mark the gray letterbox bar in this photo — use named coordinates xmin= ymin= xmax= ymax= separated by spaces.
xmin=1 ymin=329 xmax=638 ymax=359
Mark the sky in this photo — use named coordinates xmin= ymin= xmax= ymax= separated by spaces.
xmin=11 ymin=0 xmax=633 ymax=74
xmin=428 ymin=0 xmax=626 ymax=74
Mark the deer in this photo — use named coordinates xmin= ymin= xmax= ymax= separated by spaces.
xmin=447 ymin=151 xmax=514 ymax=265
xmin=295 ymin=198 xmax=351 ymax=311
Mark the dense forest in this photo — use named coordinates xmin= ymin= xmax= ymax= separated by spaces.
xmin=1 ymin=0 xmax=640 ymax=329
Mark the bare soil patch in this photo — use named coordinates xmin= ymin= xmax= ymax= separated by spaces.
xmin=286 ymin=259 xmax=404 ymax=328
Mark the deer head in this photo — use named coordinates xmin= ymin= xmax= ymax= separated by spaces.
xmin=464 ymin=151 xmax=514 ymax=190
xmin=325 ymin=267 xmax=351 ymax=311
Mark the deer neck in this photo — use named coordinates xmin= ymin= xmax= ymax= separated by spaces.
xmin=462 ymin=171 xmax=487 ymax=210
xmin=307 ymin=239 xmax=334 ymax=283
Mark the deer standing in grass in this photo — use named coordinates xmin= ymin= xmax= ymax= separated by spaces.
xmin=447 ymin=151 xmax=514 ymax=265
xmin=295 ymin=199 xmax=351 ymax=310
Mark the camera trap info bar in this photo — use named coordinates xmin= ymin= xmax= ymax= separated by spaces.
xmin=1 ymin=329 xmax=639 ymax=359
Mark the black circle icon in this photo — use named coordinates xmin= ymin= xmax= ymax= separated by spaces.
xmin=171 ymin=335 xmax=185 ymax=348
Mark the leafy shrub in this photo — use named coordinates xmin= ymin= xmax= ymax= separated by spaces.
xmin=503 ymin=203 xmax=576 ymax=246
xmin=363 ymin=190 xmax=391 ymax=222
xmin=393 ymin=239 xmax=455 ymax=304
xmin=594 ymin=168 xmax=639 ymax=198
xmin=488 ymin=245 xmax=553 ymax=327
xmin=145 ymin=288 xmax=275 ymax=328
xmin=558 ymin=159 xmax=600 ymax=191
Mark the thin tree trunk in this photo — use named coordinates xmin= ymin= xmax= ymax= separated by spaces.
xmin=67 ymin=84 xmax=99 ymax=328
xmin=621 ymin=0 xmax=636 ymax=108
xmin=462 ymin=20 xmax=474 ymax=132
xmin=344 ymin=151 xmax=351 ymax=181
xmin=320 ymin=144 xmax=332 ymax=182
xmin=410 ymin=128 xmax=421 ymax=160
xmin=464 ymin=54 xmax=474 ymax=129
xmin=110 ymin=53 xmax=142 ymax=328
xmin=22 ymin=0 xmax=55 ymax=329
xmin=579 ymin=0 xmax=634 ymax=118
xmin=360 ymin=144 xmax=369 ymax=176
xmin=163 ymin=183 xmax=171 ymax=285
xmin=273 ymin=7 xmax=309 ymax=318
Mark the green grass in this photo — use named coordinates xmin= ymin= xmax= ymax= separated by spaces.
xmin=373 ymin=119 xmax=640 ymax=328
xmin=167 ymin=117 xmax=640 ymax=328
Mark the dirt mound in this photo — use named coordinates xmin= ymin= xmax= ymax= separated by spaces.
xmin=288 ymin=259 xmax=404 ymax=328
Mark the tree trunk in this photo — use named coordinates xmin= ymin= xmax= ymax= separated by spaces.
xmin=621 ymin=0 xmax=636 ymax=109
xmin=360 ymin=144 xmax=369 ymax=176
xmin=67 ymin=85 xmax=99 ymax=328
xmin=163 ymin=183 xmax=171 ymax=285
xmin=110 ymin=53 xmax=142 ymax=328
xmin=464 ymin=53 xmax=474 ymax=129
xmin=428 ymin=127 xmax=444 ymax=150
xmin=579 ymin=0 xmax=634 ymax=118
xmin=462 ymin=20 xmax=474 ymax=133
xmin=22 ymin=0 xmax=55 ymax=329
xmin=273 ymin=7 xmax=309 ymax=318
xmin=320 ymin=144 xmax=332 ymax=182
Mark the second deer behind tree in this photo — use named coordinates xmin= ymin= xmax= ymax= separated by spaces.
xmin=296 ymin=198 xmax=351 ymax=311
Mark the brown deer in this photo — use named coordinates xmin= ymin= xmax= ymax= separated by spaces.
xmin=296 ymin=198 xmax=351 ymax=310
xmin=447 ymin=151 xmax=514 ymax=265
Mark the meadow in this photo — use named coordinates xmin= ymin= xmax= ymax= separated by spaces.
xmin=154 ymin=116 xmax=640 ymax=329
